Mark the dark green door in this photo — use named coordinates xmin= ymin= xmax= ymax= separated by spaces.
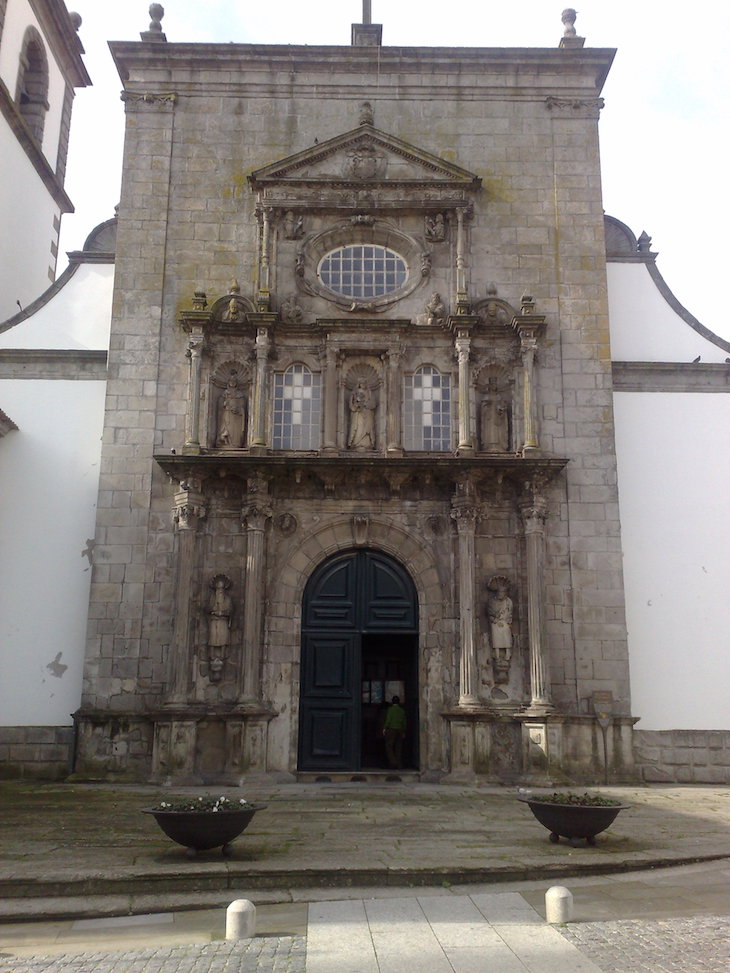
xmin=298 ymin=550 xmax=418 ymax=772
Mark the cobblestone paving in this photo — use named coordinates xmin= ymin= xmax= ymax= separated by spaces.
xmin=0 ymin=936 xmax=306 ymax=973
xmin=2 ymin=918 xmax=730 ymax=973
xmin=559 ymin=916 xmax=730 ymax=972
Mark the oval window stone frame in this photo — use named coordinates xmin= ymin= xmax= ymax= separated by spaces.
xmin=318 ymin=244 xmax=407 ymax=300
xmin=297 ymin=220 xmax=426 ymax=311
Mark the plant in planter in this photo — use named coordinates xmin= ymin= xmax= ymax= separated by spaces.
xmin=517 ymin=791 xmax=630 ymax=847
xmin=142 ymin=795 xmax=267 ymax=857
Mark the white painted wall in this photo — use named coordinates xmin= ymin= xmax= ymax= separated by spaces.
xmin=613 ymin=392 xmax=730 ymax=730
xmin=0 ymin=261 xmax=114 ymax=347
xmin=608 ymin=262 xmax=728 ymax=363
xmin=0 ymin=125 xmax=61 ymax=321
xmin=0 ymin=379 xmax=106 ymax=725
xmin=0 ymin=0 xmax=81 ymax=320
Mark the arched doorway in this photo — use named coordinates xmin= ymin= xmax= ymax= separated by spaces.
xmin=298 ymin=549 xmax=419 ymax=772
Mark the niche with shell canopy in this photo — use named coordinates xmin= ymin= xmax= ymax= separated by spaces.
xmin=343 ymin=360 xmax=381 ymax=451
xmin=210 ymin=361 xmax=252 ymax=450
xmin=475 ymin=362 xmax=514 ymax=453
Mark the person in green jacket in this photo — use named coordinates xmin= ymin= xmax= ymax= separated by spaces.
xmin=383 ymin=695 xmax=406 ymax=769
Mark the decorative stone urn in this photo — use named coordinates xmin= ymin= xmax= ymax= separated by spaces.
xmin=143 ymin=802 xmax=267 ymax=856
xmin=518 ymin=793 xmax=629 ymax=847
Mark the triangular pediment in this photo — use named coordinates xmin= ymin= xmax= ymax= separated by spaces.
xmin=249 ymin=124 xmax=481 ymax=189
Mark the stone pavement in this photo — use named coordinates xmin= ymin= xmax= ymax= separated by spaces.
xmin=1 ymin=780 xmax=730 ymax=918
xmin=0 ymin=781 xmax=729 ymax=970
xmin=1 ymin=867 xmax=730 ymax=972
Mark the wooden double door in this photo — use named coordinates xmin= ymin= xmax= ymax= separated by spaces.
xmin=298 ymin=550 xmax=419 ymax=772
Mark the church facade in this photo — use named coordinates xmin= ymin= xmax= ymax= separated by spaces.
xmin=72 ymin=14 xmax=636 ymax=783
xmin=3 ymin=10 xmax=728 ymax=785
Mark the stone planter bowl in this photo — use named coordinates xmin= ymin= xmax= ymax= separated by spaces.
xmin=518 ymin=795 xmax=630 ymax=846
xmin=142 ymin=803 xmax=267 ymax=856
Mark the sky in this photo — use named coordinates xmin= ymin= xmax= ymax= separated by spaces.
xmin=58 ymin=1 xmax=730 ymax=340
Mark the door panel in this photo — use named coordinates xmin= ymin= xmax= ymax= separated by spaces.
xmin=299 ymin=634 xmax=359 ymax=771
xmin=363 ymin=555 xmax=417 ymax=629
xmin=304 ymin=556 xmax=358 ymax=629
xmin=301 ymin=635 xmax=352 ymax=697
xmin=299 ymin=550 xmax=417 ymax=772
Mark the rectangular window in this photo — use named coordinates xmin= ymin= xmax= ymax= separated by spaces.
xmin=404 ymin=367 xmax=452 ymax=451
xmin=273 ymin=365 xmax=321 ymax=450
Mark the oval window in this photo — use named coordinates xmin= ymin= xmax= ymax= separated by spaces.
xmin=317 ymin=245 xmax=407 ymax=299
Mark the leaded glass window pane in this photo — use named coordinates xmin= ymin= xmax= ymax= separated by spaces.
xmin=404 ymin=366 xmax=452 ymax=451
xmin=273 ymin=364 xmax=321 ymax=450
xmin=318 ymin=245 xmax=407 ymax=298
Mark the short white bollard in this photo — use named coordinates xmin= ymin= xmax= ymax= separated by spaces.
xmin=545 ymin=886 xmax=573 ymax=924
xmin=226 ymin=899 xmax=256 ymax=940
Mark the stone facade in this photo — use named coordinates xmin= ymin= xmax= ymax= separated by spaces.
xmin=73 ymin=24 xmax=635 ymax=784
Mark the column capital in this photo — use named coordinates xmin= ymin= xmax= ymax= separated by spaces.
xmin=242 ymin=503 xmax=273 ymax=530
xmin=519 ymin=493 xmax=548 ymax=532
xmin=178 ymin=303 xmax=212 ymax=336
xmin=186 ymin=331 xmax=206 ymax=357
xmin=173 ymin=487 xmax=207 ymax=531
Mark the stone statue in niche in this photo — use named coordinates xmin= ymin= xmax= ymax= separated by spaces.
xmin=486 ymin=575 xmax=513 ymax=684
xmin=424 ymin=292 xmax=446 ymax=326
xmin=283 ymin=210 xmax=304 ymax=240
xmin=202 ymin=574 xmax=233 ymax=683
xmin=216 ymin=373 xmax=247 ymax=448
xmin=347 ymin=380 xmax=376 ymax=450
xmin=279 ymin=295 xmax=303 ymax=324
xmin=480 ymin=378 xmax=511 ymax=452
xmin=425 ymin=212 xmax=447 ymax=243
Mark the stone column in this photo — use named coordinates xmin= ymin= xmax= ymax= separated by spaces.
xmin=251 ymin=327 xmax=270 ymax=447
xmin=451 ymin=491 xmax=480 ymax=709
xmin=179 ymin=290 xmax=210 ymax=456
xmin=454 ymin=330 xmax=474 ymax=453
xmin=257 ymin=207 xmax=272 ymax=311
xmin=519 ymin=491 xmax=553 ymax=714
xmin=240 ymin=482 xmax=272 ymax=701
xmin=184 ymin=330 xmax=205 ymax=453
xmin=520 ymin=334 xmax=539 ymax=453
xmin=385 ymin=345 xmax=403 ymax=454
xmin=166 ymin=483 xmax=207 ymax=702
xmin=322 ymin=343 xmax=339 ymax=453
xmin=455 ymin=207 xmax=469 ymax=312
xmin=512 ymin=298 xmax=546 ymax=456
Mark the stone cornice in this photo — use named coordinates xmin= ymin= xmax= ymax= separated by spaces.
xmin=110 ymin=43 xmax=615 ymax=97
xmin=612 ymin=361 xmax=730 ymax=393
xmin=28 ymin=0 xmax=91 ymax=87
xmin=155 ymin=453 xmax=567 ymax=502
xmin=0 ymin=349 xmax=107 ymax=380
